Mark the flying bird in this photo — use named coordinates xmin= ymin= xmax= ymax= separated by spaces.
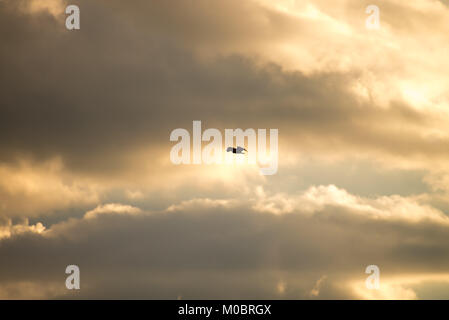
xmin=226 ymin=146 xmax=247 ymax=154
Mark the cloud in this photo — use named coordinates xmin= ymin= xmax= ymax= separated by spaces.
xmin=1 ymin=186 xmax=449 ymax=299
xmin=253 ymin=185 xmax=449 ymax=225
xmin=1 ymin=0 xmax=449 ymax=180
xmin=1 ymin=0 xmax=449 ymax=300
xmin=351 ymin=272 xmax=449 ymax=300
xmin=0 ymin=158 xmax=99 ymax=217
xmin=84 ymin=203 xmax=142 ymax=219
xmin=0 ymin=218 xmax=45 ymax=240
xmin=166 ymin=198 xmax=236 ymax=212
xmin=26 ymin=0 xmax=67 ymax=17
xmin=310 ymin=275 xmax=327 ymax=298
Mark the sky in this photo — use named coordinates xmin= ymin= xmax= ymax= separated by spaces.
xmin=1 ymin=0 xmax=449 ymax=299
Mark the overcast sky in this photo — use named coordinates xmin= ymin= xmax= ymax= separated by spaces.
xmin=1 ymin=0 xmax=449 ymax=299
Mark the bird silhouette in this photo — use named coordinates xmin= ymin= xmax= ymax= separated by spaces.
xmin=226 ymin=146 xmax=247 ymax=154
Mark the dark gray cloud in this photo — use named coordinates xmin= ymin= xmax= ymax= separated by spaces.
xmin=1 ymin=0 xmax=448 ymax=178
xmin=1 ymin=201 xmax=449 ymax=299
xmin=1 ymin=0 xmax=449 ymax=300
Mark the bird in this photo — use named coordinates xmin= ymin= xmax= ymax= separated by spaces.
xmin=226 ymin=146 xmax=247 ymax=154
